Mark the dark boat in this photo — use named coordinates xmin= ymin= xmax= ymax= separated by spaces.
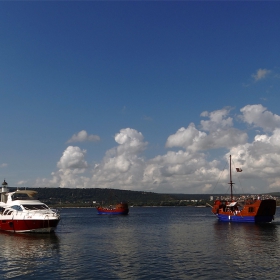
xmin=97 ymin=202 xmax=129 ymax=215
xmin=211 ymin=155 xmax=276 ymax=223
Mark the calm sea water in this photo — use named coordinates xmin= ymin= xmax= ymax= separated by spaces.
xmin=1 ymin=207 xmax=280 ymax=279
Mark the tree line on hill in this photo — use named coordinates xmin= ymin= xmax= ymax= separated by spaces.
xmin=9 ymin=187 xmax=213 ymax=207
xmin=8 ymin=187 xmax=280 ymax=207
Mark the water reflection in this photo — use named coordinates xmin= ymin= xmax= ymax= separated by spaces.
xmin=213 ymin=222 xmax=279 ymax=246
xmin=2 ymin=208 xmax=280 ymax=280
xmin=212 ymin=221 xmax=280 ymax=278
xmin=100 ymin=220 xmax=143 ymax=279
xmin=90 ymin=208 xmax=214 ymax=279
xmin=0 ymin=232 xmax=60 ymax=279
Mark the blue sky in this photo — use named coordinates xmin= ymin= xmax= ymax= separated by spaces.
xmin=1 ymin=1 xmax=280 ymax=194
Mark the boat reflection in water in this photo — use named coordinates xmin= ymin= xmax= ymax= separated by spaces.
xmin=0 ymin=232 xmax=60 ymax=278
xmin=212 ymin=221 xmax=279 ymax=272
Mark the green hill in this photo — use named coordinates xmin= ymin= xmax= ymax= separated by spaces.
xmin=8 ymin=187 xmax=280 ymax=207
xmin=8 ymin=187 xmax=212 ymax=207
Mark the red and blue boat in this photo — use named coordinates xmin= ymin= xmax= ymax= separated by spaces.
xmin=97 ymin=202 xmax=129 ymax=215
xmin=211 ymin=155 xmax=276 ymax=223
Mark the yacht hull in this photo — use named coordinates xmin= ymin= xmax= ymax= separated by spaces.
xmin=0 ymin=218 xmax=60 ymax=233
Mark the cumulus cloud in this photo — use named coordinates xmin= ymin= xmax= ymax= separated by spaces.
xmin=38 ymin=104 xmax=280 ymax=193
xmin=227 ymin=128 xmax=280 ymax=190
xmin=166 ymin=108 xmax=247 ymax=151
xmin=165 ymin=123 xmax=206 ymax=151
xmin=57 ymin=146 xmax=88 ymax=170
xmin=41 ymin=146 xmax=90 ymax=188
xmin=240 ymin=104 xmax=280 ymax=132
xmin=0 ymin=163 xmax=7 ymax=168
xmin=142 ymin=151 xmax=224 ymax=193
xmin=114 ymin=128 xmax=147 ymax=153
xmin=67 ymin=130 xmax=100 ymax=143
xmin=200 ymin=108 xmax=233 ymax=131
xmin=91 ymin=128 xmax=147 ymax=188
xmin=251 ymin=68 xmax=271 ymax=81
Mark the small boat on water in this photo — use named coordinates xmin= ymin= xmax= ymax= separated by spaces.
xmin=97 ymin=202 xmax=129 ymax=215
xmin=0 ymin=180 xmax=60 ymax=233
xmin=211 ymin=155 xmax=276 ymax=223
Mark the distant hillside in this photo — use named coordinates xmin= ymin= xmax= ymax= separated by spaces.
xmin=7 ymin=187 xmax=280 ymax=207
xmin=8 ymin=187 xmax=213 ymax=207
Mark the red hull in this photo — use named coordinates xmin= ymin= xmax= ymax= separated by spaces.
xmin=0 ymin=180 xmax=60 ymax=233
xmin=97 ymin=203 xmax=129 ymax=215
xmin=0 ymin=218 xmax=60 ymax=233
xmin=212 ymin=199 xmax=276 ymax=223
xmin=210 ymin=155 xmax=277 ymax=223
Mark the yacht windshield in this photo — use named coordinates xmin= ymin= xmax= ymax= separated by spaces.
xmin=22 ymin=204 xmax=49 ymax=210
xmin=11 ymin=205 xmax=23 ymax=211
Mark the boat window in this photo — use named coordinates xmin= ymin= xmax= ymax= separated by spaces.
xmin=248 ymin=207 xmax=255 ymax=213
xmin=12 ymin=193 xmax=37 ymax=201
xmin=11 ymin=205 xmax=23 ymax=211
xmin=22 ymin=204 xmax=49 ymax=210
xmin=3 ymin=210 xmax=12 ymax=215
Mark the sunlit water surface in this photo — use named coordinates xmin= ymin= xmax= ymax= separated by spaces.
xmin=1 ymin=207 xmax=280 ymax=279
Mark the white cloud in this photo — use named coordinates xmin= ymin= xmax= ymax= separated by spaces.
xmin=17 ymin=180 xmax=27 ymax=186
xmin=143 ymin=151 xmax=222 ymax=193
xmin=166 ymin=108 xmax=247 ymax=151
xmin=0 ymin=163 xmax=7 ymax=168
xmin=114 ymin=128 xmax=147 ymax=153
xmin=200 ymin=108 xmax=233 ymax=131
xmin=251 ymin=68 xmax=271 ymax=81
xmin=67 ymin=130 xmax=100 ymax=143
xmin=38 ymin=105 xmax=280 ymax=193
xmin=40 ymin=146 xmax=90 ymax=188
xmin=57 ymin=146 xmax=88 ymax=170
xmin=240 ymin=104 xmax=280 ymax=132
xmin=227 ymin=128 xmax=280 ymax=191
xmin=165 ymin=123 xmax=207 ymax=151
xmin=91 ymin=128 xmax=147 ymax=188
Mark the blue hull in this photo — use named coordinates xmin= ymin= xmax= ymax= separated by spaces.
xmin=97 ymin=211 xmax=128 ymax=215
xmin=216 ymin=214 xmax=274 ymax=223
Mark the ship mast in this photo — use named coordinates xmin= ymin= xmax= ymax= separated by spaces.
xmin=228 ymin=155 xmax=234 ymax=201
